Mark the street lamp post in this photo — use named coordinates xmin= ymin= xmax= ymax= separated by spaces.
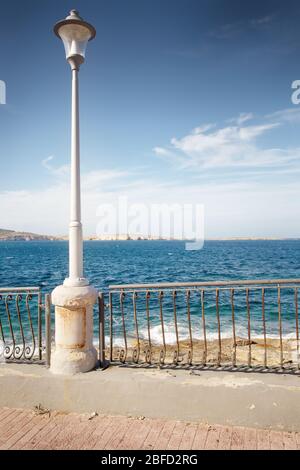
xmin=50 ymin=10 xmax=98 ymax=374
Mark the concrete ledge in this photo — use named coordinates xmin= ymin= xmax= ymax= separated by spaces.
xmin=0 ymin=363 xmax=300 ymax=431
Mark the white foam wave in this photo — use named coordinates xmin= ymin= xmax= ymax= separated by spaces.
xmin=97 ymin=320 xmax=300 ymax=347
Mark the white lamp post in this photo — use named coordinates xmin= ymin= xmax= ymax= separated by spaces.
xmin=51 ymin=10 xmax=98 ymax=374
xmin=54 ymin=9 xmax=95 ymax=288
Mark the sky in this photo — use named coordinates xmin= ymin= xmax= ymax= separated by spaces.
xmin=1 ymin=0 xmax=300 ymax=237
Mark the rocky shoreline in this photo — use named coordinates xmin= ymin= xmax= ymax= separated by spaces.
xmin=109 ymin=337 xmax=300 ymax=369
xmin=0 ymin=229 xmax=59 ymax=241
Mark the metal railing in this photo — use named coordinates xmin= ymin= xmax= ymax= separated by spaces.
xmin=99 ymin=279 xmax=300 ymax=371
xmin=0 ymin=288 xmax=51 ymax=363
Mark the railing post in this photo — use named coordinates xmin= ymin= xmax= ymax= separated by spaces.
xmin=109 ymin=292 xmax=113 ymax=362
xmin=38 ymin=290 xmax=42 ymax=361
xmin=45 ymin=294 xmax=51 ymax=368
xmin=98 ymin=293 xmax=105 ymax=367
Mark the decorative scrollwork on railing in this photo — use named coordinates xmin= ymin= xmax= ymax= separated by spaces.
xmin=172 ymin=290 xmax=179 ymax=365
xmin=158 ymin=291 xmax=166 ymax=365
xmin=144 ymin=347 xmax=152 ymax=364
xmin=132 ymin=292 xmax=140 ymax=363
xmin=132 ymin=347 xmax=139 ymax=363
xmin=107 ymin=278 xmax=300 ymax=371
xmin=0 ymin=289 xmax=41 ymax=362
xmin=15 ymin=295 xmax=25 ymax=359
xmin=4 ymin=295 xmax=15 ymax=359
xmin=145 ymin=291 xmax=152 ymax=364
xmin=118 ymin=348 xmax=126 ymax=363
xmin=0 ymin=296 xmax=5 ymax=345
xmin=4 ymin=344 xmax=14 ymax=359
xmin=201 ymin=289 xmax=207 ymax=366
xmin=24 ymin=294 xmax=36 ymax=360
xmin=118 ymin=292 xmax=127 ymax=363
xmin=186 ymin=290 xmax=193 ymax=365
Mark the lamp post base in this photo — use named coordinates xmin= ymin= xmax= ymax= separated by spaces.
xmin=50 ymin=284 xmax=98 ymax=375
xmin=50 ymin=347 xmax=97 ymax=375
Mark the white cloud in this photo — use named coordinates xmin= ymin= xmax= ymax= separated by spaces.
xmin=41 ymin=156 xmax=130 ymax=190
xmin=42 ymin=155 xmax=69 ymax=178
xmin=153 ymin=113 xmax=300 ymax=170
xmin=82 ymin=169 xmax=131 ymax=191
xmin=266 ymin=108 xmax=300 ymax=123
xmin=153 ymin=147 xmax=173 ymax=157
xmin=2 ymin=109 xmax=300 ymax=238
xmin=41 ymin=155 xmax=53 ymax=170
xmin=209 ymin=14 xmax=274 ymax=40
xmin=1 ymin=174 xmax=300 ymax=238
xmin=238 ymin=123 xmax=278 ymax=140
xmin=192 ymin=123 xmax=216 ymax=134
xmin=250 ymin=15 xmax=274 ymax=27
xmin=228 ymin=112 xmax=254 ymax=126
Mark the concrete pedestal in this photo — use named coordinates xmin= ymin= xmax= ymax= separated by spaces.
xmin=50 ymin=284 xmax=98 ymax=375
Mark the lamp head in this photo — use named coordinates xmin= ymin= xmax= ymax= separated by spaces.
xmin=54 ymin=10 xmax=96 ymax=69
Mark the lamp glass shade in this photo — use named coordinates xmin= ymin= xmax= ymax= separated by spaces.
xmin=57 ymin=23 xmax=92 ymax=59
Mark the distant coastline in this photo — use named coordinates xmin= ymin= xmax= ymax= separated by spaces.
xmin=85 ymin=235 xmax=300 ymax=241
xmin=0 ymin=229 xmax=59 ymax=241
xmin=1 ymin=228 xmax=299 ymax=242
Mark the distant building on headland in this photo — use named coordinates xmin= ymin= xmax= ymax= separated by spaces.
xmin=86 ymin=234 xmax=168 ymax=241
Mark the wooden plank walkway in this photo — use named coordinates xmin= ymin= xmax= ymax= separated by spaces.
xmin=0 ymin=408 xmax=299 ymax=450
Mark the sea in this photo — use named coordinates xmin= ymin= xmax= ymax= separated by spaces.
xmin=1 ymin=240 xmax=300 ymax=345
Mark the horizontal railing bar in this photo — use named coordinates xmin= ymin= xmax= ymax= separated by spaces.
xmin=109 ymin=278 xmax=300 ymax=291
xmin=0 ymin=287 xmax=40 ymax=293
xmin=108 ymin=285 xmax=300 ymax=294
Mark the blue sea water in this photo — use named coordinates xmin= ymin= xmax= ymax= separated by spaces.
xmin=1 ymin=240 xmax=300 ymax=344
xmin=1 ymin=239 xmax=300 ymax=289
